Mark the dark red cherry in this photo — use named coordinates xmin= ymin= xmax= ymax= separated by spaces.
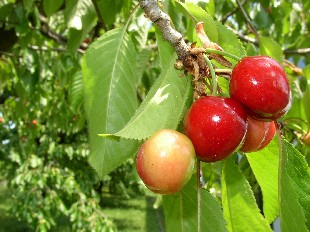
xmin=229 ymin=56 xmax=291 ymax=120
xmin=183 ymin=96 xmax=247 ymax=162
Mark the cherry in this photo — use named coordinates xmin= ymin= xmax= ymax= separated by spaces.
xmin=229 ymin=56 xmax=291 ymax=120
xmin=240 ymin=116 xmax=276 ymax=152
xmin=136 ymin=129 xmax=196 ymax=194
xmin=0 ymin=117 xmax=4 ymax=123
xmin=32 ymin=119 xmax=38 ymax=125
xmin=183 ymin=96 xmax=247 ymax=162
xmin=257 ymin=121 xmax=276 ymax=150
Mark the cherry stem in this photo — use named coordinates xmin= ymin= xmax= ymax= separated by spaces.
xmin=197 ymin=158 xmax=201 ymax=232
xmin=203 ymin=54 xmax=217 ymax=96
xmin=214 ymin=68 xmax=232 ymax=74
xmin=204 ymin=48 xmax=241 ymax=61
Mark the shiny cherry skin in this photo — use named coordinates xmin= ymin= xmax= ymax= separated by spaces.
xmin=183 ymin=96 xmax=247 ymax=162
xmin=136 ymin=129 xmax=196 ymax=194
xmin=240 ymin=116 xmax=276 ymax=152
xmin=229 ymin=56 xmax=291 ymax=120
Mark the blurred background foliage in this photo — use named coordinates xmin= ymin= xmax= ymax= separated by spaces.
xmin=0 ymin=0 xmax=309 ymax=231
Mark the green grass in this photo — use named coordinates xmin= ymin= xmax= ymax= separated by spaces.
xmin=102 ymin=194 xmax=165 ymax=232
xmin=0 ymin=180 xmax=31 ymax=232
xmin=0 ymin=181 xmax=165 ymax=231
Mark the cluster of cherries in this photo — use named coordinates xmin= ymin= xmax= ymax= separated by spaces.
xmin=136 ymin=56 xmax=291 ymax=194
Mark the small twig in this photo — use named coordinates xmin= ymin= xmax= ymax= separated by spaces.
xmin=28 ymin=45 xmax=66 ymax=52
xmin=91 ymin=0 xmax=108 ymax=32
xmin=140 ymin=0 xmax=189 ymax=59
xmin=236 ymin=0 xmax=258 ymax=38
xmin=0 ymin=51 xmax=16 ymax=57
xmin=284 ymin=48 xmax=310 ymax=55
xmin=221 ymin=0 xmax=248 ymax=23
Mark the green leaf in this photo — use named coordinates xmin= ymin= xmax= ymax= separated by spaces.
xmin=177 ymin=2 xmax=218 ymax=43
xmin=23 ymin=0 xmax=34 ymax=12
xmin=222 ymin=158 xmax=272 ymax=232
xmin=82 ymin=27 xmax=139 ymax=178
xmin=115 ymin=64 xmax=192 ymax=140
xmin=135 ymin=48 xmax=152 ymax=84
xmin=259 ymin=36 xmax=284 ymax=63
xmin=215 ymin=22 xmax=246 ymax=65
xmin=246 ymin=140 xmax=279 ymax=223
xmin=114 ymin=28 xmax=192 ymax=140
xmin=64 ymin=0 xmax=97 ymax=53
xmin=128 ymin=10 xmax=149 ymax=49
xmin=69 ymin=71 xmax=84 ymax=113
xmin=97 ymin=0 xmax=122 ymax=25
xmin=303 ymin=67 xmax=310 ymax=124
xmin=43 ymin=0 xmax=64 ymax=17
xmin=177 ymin=2 xmax=245 ymax=66
xmin=163 ymin=176 xmax=228 ymax=232
xmin=280 ymin=139 xmax=310 ymax=231
xmin=155 ymin=26 xmax=175 ymax=70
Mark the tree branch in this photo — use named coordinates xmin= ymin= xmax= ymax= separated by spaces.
xmin=140 ymin=0 xmax=189 ymax=59
xmin=35 ymin=15 xmax=87 ymax=54
xmin=236 ymin=0 xmax=258 ymax=37
xmin=221 ymin=0 xmax=247 ymax=24
xmin=284 ymin=48 xmax=310 ymax=55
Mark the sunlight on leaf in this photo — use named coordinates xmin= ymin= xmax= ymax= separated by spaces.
xmin=222 ymin=158 xmax=272 ymax=232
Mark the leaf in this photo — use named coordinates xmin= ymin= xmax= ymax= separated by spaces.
xmin=114 ymin=29 xmax=192 ymax=140
xmin=177 ymin=2 xmax=218 ymax=43
xmin=43 ymin=0 xmax=64 ymax=17
xmin=82 ymin=28 xmax=139 ymax=178
xmin=128 ymin=11 xmax=149 ymax=49
xmin=115 ymin=66 xmax=191 ymax=140
xmin=177 ymin=2 xmax=246 ymax=66
xmin=280 ymin=139 xmax=310 ymax=231
xmin=69 ymin=71 xmax=84 ymax=113
xmin=135 ymin=48 xmax=152 ymax=84
xmin=163 ymin=176 xmax=228 ymax=232
xmin=222 ymin=158 xmax=272 ymax=232
xmin=64 ymin=0 xmax=97 ymax=52
xmin=155 ymin=26 xmax=175 ymax=70
xmin=215 ymin=22 xmax=247 ymax=65
xmin=246 ymin=140 xmax=279 ymax=223
xmin=97 ymin=0 xmax=122 ymax=25
xmin=303 ymin=66 xmax=310 ymax=124
xmin=259 ymin=36 xmax=284 ymax=63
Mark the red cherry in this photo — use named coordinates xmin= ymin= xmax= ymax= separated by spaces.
xmin=257 ymin=121 xmax=276 ymax=150
xmin=32 ymin=119 xmax=38 ymax=125
xmin=240 ymin=116 xmax=276 ymax=152
xmin=229 ymin=56 xmax=291 ymax=120
xmin=136 ymin=129 xmax=196 ymax=194
xmin=183 ymin=96 xmax=247 ymax=162
xmin=0 ymin=117 xmax=4 ymax=123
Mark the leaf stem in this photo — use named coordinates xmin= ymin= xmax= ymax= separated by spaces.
xmin=197 ymin=158 xmax=201 ymax=232
xmin=204 ymin=48 xmax=241 ymax=61
xmin=203 ymin=54 xmax=217 ymax=96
